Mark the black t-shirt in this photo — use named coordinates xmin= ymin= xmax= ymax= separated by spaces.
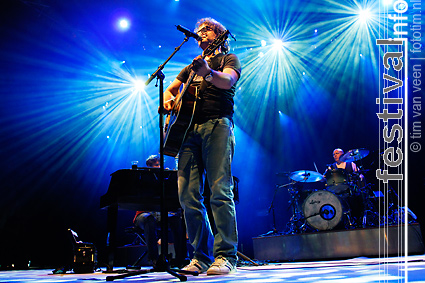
xmin=176 ymin=53 xmax=241 ymax=123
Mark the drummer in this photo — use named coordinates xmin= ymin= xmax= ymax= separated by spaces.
xmin=325 ymin=148 xmax=364 ymax=180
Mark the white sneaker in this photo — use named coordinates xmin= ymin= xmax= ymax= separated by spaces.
xmin=181 ymin=258 xmax=210 ymax=274
xmin=206 ymin=256 xmax=236 ymax=275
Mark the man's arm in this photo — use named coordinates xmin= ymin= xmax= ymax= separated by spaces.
xmin=352 ymin=162 xmax=358 ymax=172
xmin=352 ymin=162 xmax=365 ymax=180
xmin=207 ymin=68 xmax=239 ymax=90
xmin=191 ymin=56 xmax=239 ymax=90
xmin=163 ymin=79 xmax=183 ymax=111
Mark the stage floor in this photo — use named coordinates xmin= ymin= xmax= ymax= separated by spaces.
xmin=1 ymin=255 xmax=424 ymax=282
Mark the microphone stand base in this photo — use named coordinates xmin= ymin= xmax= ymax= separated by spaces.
xmin=105 ymin=255 xmax=198 ymax=281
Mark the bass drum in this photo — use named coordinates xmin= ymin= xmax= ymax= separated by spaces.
xmin=303 ymin=190 xmax=348 ymax=230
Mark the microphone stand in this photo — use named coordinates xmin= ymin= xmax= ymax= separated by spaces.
xmin=106 ymin=36 xmax=197 ymax=282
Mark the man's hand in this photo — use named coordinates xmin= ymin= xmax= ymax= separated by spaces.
xmin=163 ymin=95 xmax=174 ymax=112
xmin=158 ymin=92 xmax=175 ymax=114
xmin=191 ymin=56 xmax=211 ymax=77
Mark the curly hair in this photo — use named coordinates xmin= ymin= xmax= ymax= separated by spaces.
xmin=195 ymin=17 xmax=229 ymax=54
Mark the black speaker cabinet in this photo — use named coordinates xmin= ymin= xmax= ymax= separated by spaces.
xmin=72 ymin=243 xmax=97 ymax=273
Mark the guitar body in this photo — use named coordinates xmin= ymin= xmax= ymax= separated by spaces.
xmin=163 ymin=86 xmax=198 ymax=157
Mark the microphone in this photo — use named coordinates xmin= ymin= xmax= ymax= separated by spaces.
xmin=176 ymin=25 xmax=201 ymax=41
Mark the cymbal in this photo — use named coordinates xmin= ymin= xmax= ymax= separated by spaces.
xmin=289 ymin=170 xmax=324 ymax=183
xmin=340 ymin=148 xmax=369 ymax=162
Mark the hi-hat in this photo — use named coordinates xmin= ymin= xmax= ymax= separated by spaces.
xmin=289 ymin=170 xmax=324 ymax=183
xmin=340 ymin=148 xmax=369 ymax=162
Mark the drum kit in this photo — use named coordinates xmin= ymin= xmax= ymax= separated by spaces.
xmin=280 ymin=148 xmax=410 ymax=234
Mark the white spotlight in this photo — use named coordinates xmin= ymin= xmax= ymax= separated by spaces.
xmin=260 ymin=40 xmax=267 ymax=47
xmin=272 ymin=39 xmax=284 ymax=49
xmin=133 ymin=79 xmax=144 ymax=91
xmin=358 ymin=8 xmax=372 ymax=23
xmin=119 ymin=19 xmax=128 ymax=28
xmin=118 ymin=18 xmax=130 ymax=31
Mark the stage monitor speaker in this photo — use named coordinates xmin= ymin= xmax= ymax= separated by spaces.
xmin=68 ymin=229 xmax=97 ymax=273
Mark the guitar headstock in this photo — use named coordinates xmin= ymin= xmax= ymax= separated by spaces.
xmin=203 ymin=30 xmax=230 ymax=57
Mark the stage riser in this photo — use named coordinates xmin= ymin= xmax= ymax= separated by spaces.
xmin=253 ymin=224 xmax=425 ymax=261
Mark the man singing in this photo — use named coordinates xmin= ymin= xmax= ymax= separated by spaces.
xmin=163 ymin=17 xmax=241 ymax=275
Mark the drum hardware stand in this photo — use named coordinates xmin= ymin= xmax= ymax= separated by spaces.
xmin=362 ymin=209 xmax=380 ymax=228
xmin=285 ymin=211 xmax=305 ymax=235
xmin=283 ymin=182 xmax=308 ymax=235
xmin=360 ymin=182 xmax=408 ymax=227
xmin=343 ymin=211 xmax=356 ymax=229
xmin=359 ymin=183 xmax=380 ymax=227
xmin=298 ymin=213 xmax=323 ymax=233
xmin=262 ymin=182 xmax=295 ymax=236
xmin=342 ymin=185 xmax=357 ymax=229
xmin=386 ymin=184 xmax=415 ymax=225
xmin=384 ymin=186 xmax=408 ymax=225
xmin=297 ymin=220 xmax=309 ymax=233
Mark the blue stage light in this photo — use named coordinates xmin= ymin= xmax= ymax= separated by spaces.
xmin=394 ymin=1 xmax=407 ymax=11
xmin=117 ymin=18 xmax=130 ymax=31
